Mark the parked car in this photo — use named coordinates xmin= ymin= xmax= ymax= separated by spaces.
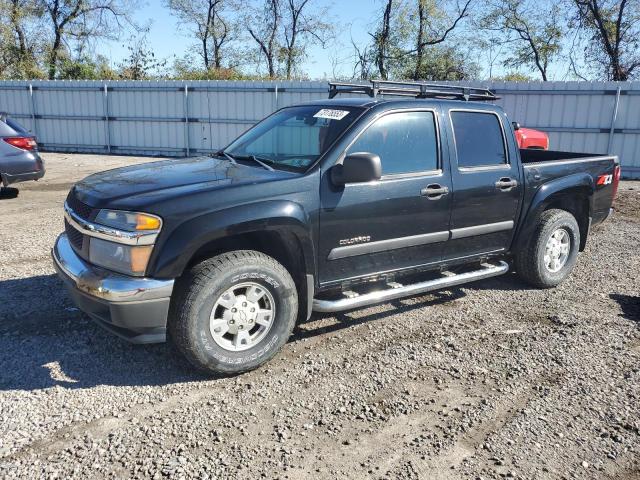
xmin=514 ymin=123 xmax=550 ymax=150
xmin=0 ymin=113 xmax=45 ymax=187
xmin=52 ymin=80 xmax=620 ymax=375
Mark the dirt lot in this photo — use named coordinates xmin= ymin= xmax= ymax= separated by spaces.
xmin=0 ymin=153 xmax=639 ymax=480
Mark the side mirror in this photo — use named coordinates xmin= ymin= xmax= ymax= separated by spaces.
xmin=331 ymin=152 xmax=382 ymax=186
xmin=512 ymin=121 xmax=521 ymax=131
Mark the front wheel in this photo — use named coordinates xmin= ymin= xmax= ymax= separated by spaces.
xmin=169 ymin=250 xmax=298 ymax=375
xmin=515 ymin=209 xmax=581 ymax=288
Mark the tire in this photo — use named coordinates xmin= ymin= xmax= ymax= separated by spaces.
xmin=169 ymin=250 xmax=298 ymax=375
xmin=515 ymin=209 xmax=581 ymax=288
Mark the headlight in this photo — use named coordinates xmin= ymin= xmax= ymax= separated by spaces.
xmin=89 ymin=209 xmax=162 ymax=276
xmin=95 ymin=209 xmax=162 ymax=232
xmin=89 ymin=237 xmax=154 ymax=276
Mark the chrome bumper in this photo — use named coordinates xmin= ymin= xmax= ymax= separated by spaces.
xmin=52 ymin=233 xmax=174 ymax=343
xmin=53 ymin=233 xmax=173 ymax=302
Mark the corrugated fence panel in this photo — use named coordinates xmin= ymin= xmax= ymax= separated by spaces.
xmin=0 ymin=79 xmax=638 ymax=177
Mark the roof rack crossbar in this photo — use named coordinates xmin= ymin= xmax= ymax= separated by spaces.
xmin=327 ymin=80 xmax=498 ymax=102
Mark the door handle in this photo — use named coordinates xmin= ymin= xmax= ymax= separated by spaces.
xmin=495 ymin=177 xmax=518 ymax=191
xmin=421 ymin=184 xmax=449 ymax=200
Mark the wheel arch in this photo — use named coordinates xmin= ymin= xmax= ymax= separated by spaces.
xmin=149 ymin=200 xmax=316 ymax=318
xmin=514 ymin=173 xmax=594 ymax=253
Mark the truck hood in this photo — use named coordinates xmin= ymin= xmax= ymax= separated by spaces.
xmin=72 ymin=156 xmax=295 ymax=208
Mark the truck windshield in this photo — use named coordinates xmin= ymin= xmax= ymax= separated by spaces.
xmin=222 ymin=105 xmax=363 ymax=172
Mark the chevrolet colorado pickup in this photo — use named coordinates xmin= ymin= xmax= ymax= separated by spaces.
xmin=52 ymin=80 xmax=620 ymax=375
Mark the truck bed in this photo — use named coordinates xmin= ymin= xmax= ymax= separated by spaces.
xmin=520 ymin=148 xmax=608 ymax=165
xmin=519 ymin=149 xmax=610 ymax=165
xmin=518 ymin=148 xmax=618 ymax=233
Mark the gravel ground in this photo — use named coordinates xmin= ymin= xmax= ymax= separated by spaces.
xmin=0 ymin=153 xmax=639 ymax=480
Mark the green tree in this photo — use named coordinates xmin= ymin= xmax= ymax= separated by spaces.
xmin=492 ymin=71 xmax=535 ymax=81
xmin=405 ymin=44 xmax=478 ymax=80
xmin=280 ymin=0 xmax=333 ymax=79
xmin=246 ymin=0 xmax=281 ymax=78
xmin=37 ymin=0 xmax=139 ymax=79
xmin=362 ymin=0 xmax=473 ymax=81
xmin=242 ymin=0 xmax=334 ymax=79
xmin=57 ymin=53 xmax=116 ymax=79
xmin=165 ymin=0 xmax=238 ymax=70
xmin=0 ymin=0 xmax=46 ymax=78
xmin=411 ymin=0 xmax=471 ymax=80
xmin=571 ymin=0 xmax=640 ymax=80
xmin=171 ymin=54 xmax=247 ymax=79
xmin=117 ymin=35 xmax=167 ymax=80
xmin=481 ymin=0 xmax=563 ymax=81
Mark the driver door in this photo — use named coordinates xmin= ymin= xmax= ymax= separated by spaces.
xmin=318 ymin=109 xmax=452 ymax=286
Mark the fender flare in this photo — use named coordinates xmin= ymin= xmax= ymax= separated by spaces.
xmin=150 ymin=200 xmax=316 ymax=279
xmin=513 ymin=172 xmax=594 ymax=252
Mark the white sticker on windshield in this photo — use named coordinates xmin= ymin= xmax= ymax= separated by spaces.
xmin=313 ymin=109 xmax=350 ymax=120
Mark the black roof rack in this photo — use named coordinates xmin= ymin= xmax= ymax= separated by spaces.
xmin=328 ymin=80 xmax=498 ymax=102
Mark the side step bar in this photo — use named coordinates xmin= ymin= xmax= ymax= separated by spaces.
xmin=312 ymin=261 xmax=509 ymax=313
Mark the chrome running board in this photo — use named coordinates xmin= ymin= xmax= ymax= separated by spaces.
xmin=312 ymin=261 xmax=509 ymax=313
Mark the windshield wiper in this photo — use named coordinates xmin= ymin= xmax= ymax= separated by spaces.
xmin=233 ymin=154 xmax=275 ymax=171
xmin=248 ymin=155 xmax=275 ymax=171
xmin=216 ymin=150 xmax=237 ymax=165
xmin=215 ymin=150 xmax=274 ymax=171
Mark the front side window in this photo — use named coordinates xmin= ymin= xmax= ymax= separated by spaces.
xmin=346 ymin=111 xmax=438 ymax=175
xmin=224 ymin=105 xmax=363 ymax=172
xmin=451 ymin=111 xmax=507 ymax=168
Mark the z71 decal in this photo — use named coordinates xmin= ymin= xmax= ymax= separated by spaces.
xmin=597 ymin=174 xmax=613 ymax=186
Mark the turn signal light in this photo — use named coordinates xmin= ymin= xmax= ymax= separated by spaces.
xmin=136 ymin=214 xmax=162 ymax=230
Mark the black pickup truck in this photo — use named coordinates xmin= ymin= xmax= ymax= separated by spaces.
xmin=53 ymin=80 xmax=620 ymax=375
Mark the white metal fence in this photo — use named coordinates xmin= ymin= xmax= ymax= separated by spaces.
xmin=0 ymin=79 xmax=638 ymax=178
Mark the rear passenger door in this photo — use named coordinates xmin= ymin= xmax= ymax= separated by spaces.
xmin=444 ymin=109 xmax=522 ymax=260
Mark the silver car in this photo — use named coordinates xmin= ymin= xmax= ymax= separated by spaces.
xmin=0 ymin=113 xmax=45 ymax=187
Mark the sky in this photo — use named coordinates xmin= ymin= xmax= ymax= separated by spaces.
xmin=99 ymin=0 xmax=376 ymax=79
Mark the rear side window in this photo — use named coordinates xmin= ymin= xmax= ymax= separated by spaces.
xmin=451 ymin=111 xmax=507 ymax=168
xmin=346 ymin=111 xmax=438 ymax=175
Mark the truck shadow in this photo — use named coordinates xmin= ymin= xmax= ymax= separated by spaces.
xmin=462 ymin=271 xmax=534 ymax=292
xmin=0 ymin=187 xmax=19 ymax=199
xmin=294 ymin=289 xmax=466 ymax=341
xmin=609 ymin=293 xmax=640 ymax=325
xmin=0 ymin=274 xmax=203 ymax=391
xmin=0 ymin=274 xmax=467 ymax=392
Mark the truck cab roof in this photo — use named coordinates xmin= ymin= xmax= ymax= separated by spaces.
xmin=299 ymin=96 xmax=504 ymax=114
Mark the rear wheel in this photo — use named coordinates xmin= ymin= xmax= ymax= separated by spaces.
xmin=169 ymin=250 xmax=298 ymax=375
xmin=515 ymin=209 xmax=580 ymax=288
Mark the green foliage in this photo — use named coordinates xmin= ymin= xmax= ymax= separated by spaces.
xmin=117 ymin=36 xmax=168 ymax=80
xmin=57 ymin=55 xmax=117 ymax=80
xmin=492 ymin=72 xmax=535 ymax=81
xmin=405 ymin=45 xmax=479 ymax=80
xmin=365 ymin=0 xmax=473 ymax=80
xmin=572 ymin=0 xmax=640 ymax=80
xmin=171 ymin=56 xmax=249 ymax=80
xmin=480 ymin=0 xmax=563 ymax=80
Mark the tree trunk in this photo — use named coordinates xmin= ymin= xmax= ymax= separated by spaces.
xmin=376 ymin=0 xmax=392 ymax=80
xmin=414 ymin=1 xmax=425 ymax=80
xmin=203 ymin=37 xmax=210 ymax=69
xmin=10 ymin=0 xmax=28 ymax=56
xmin=49 ymin=32 xmax=62 ymax=79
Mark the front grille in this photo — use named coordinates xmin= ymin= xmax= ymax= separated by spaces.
xmin=65 ymin=218 xmax=84 ymax=250
xmin=66 ymin=191 xmax=93 ymax=220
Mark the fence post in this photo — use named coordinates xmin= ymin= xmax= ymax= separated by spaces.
xmin=607 ymin=86 xmax=622 ymax=154
xmin=184 ymin=84 xmax=190 ymax=157
xmin=274 ymin=84 xmax=279 ymax=110
xmin=28 ymin=84 xmax=38 ymax=138
xmin=103 ymin=84 xmax=111 ymax=154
